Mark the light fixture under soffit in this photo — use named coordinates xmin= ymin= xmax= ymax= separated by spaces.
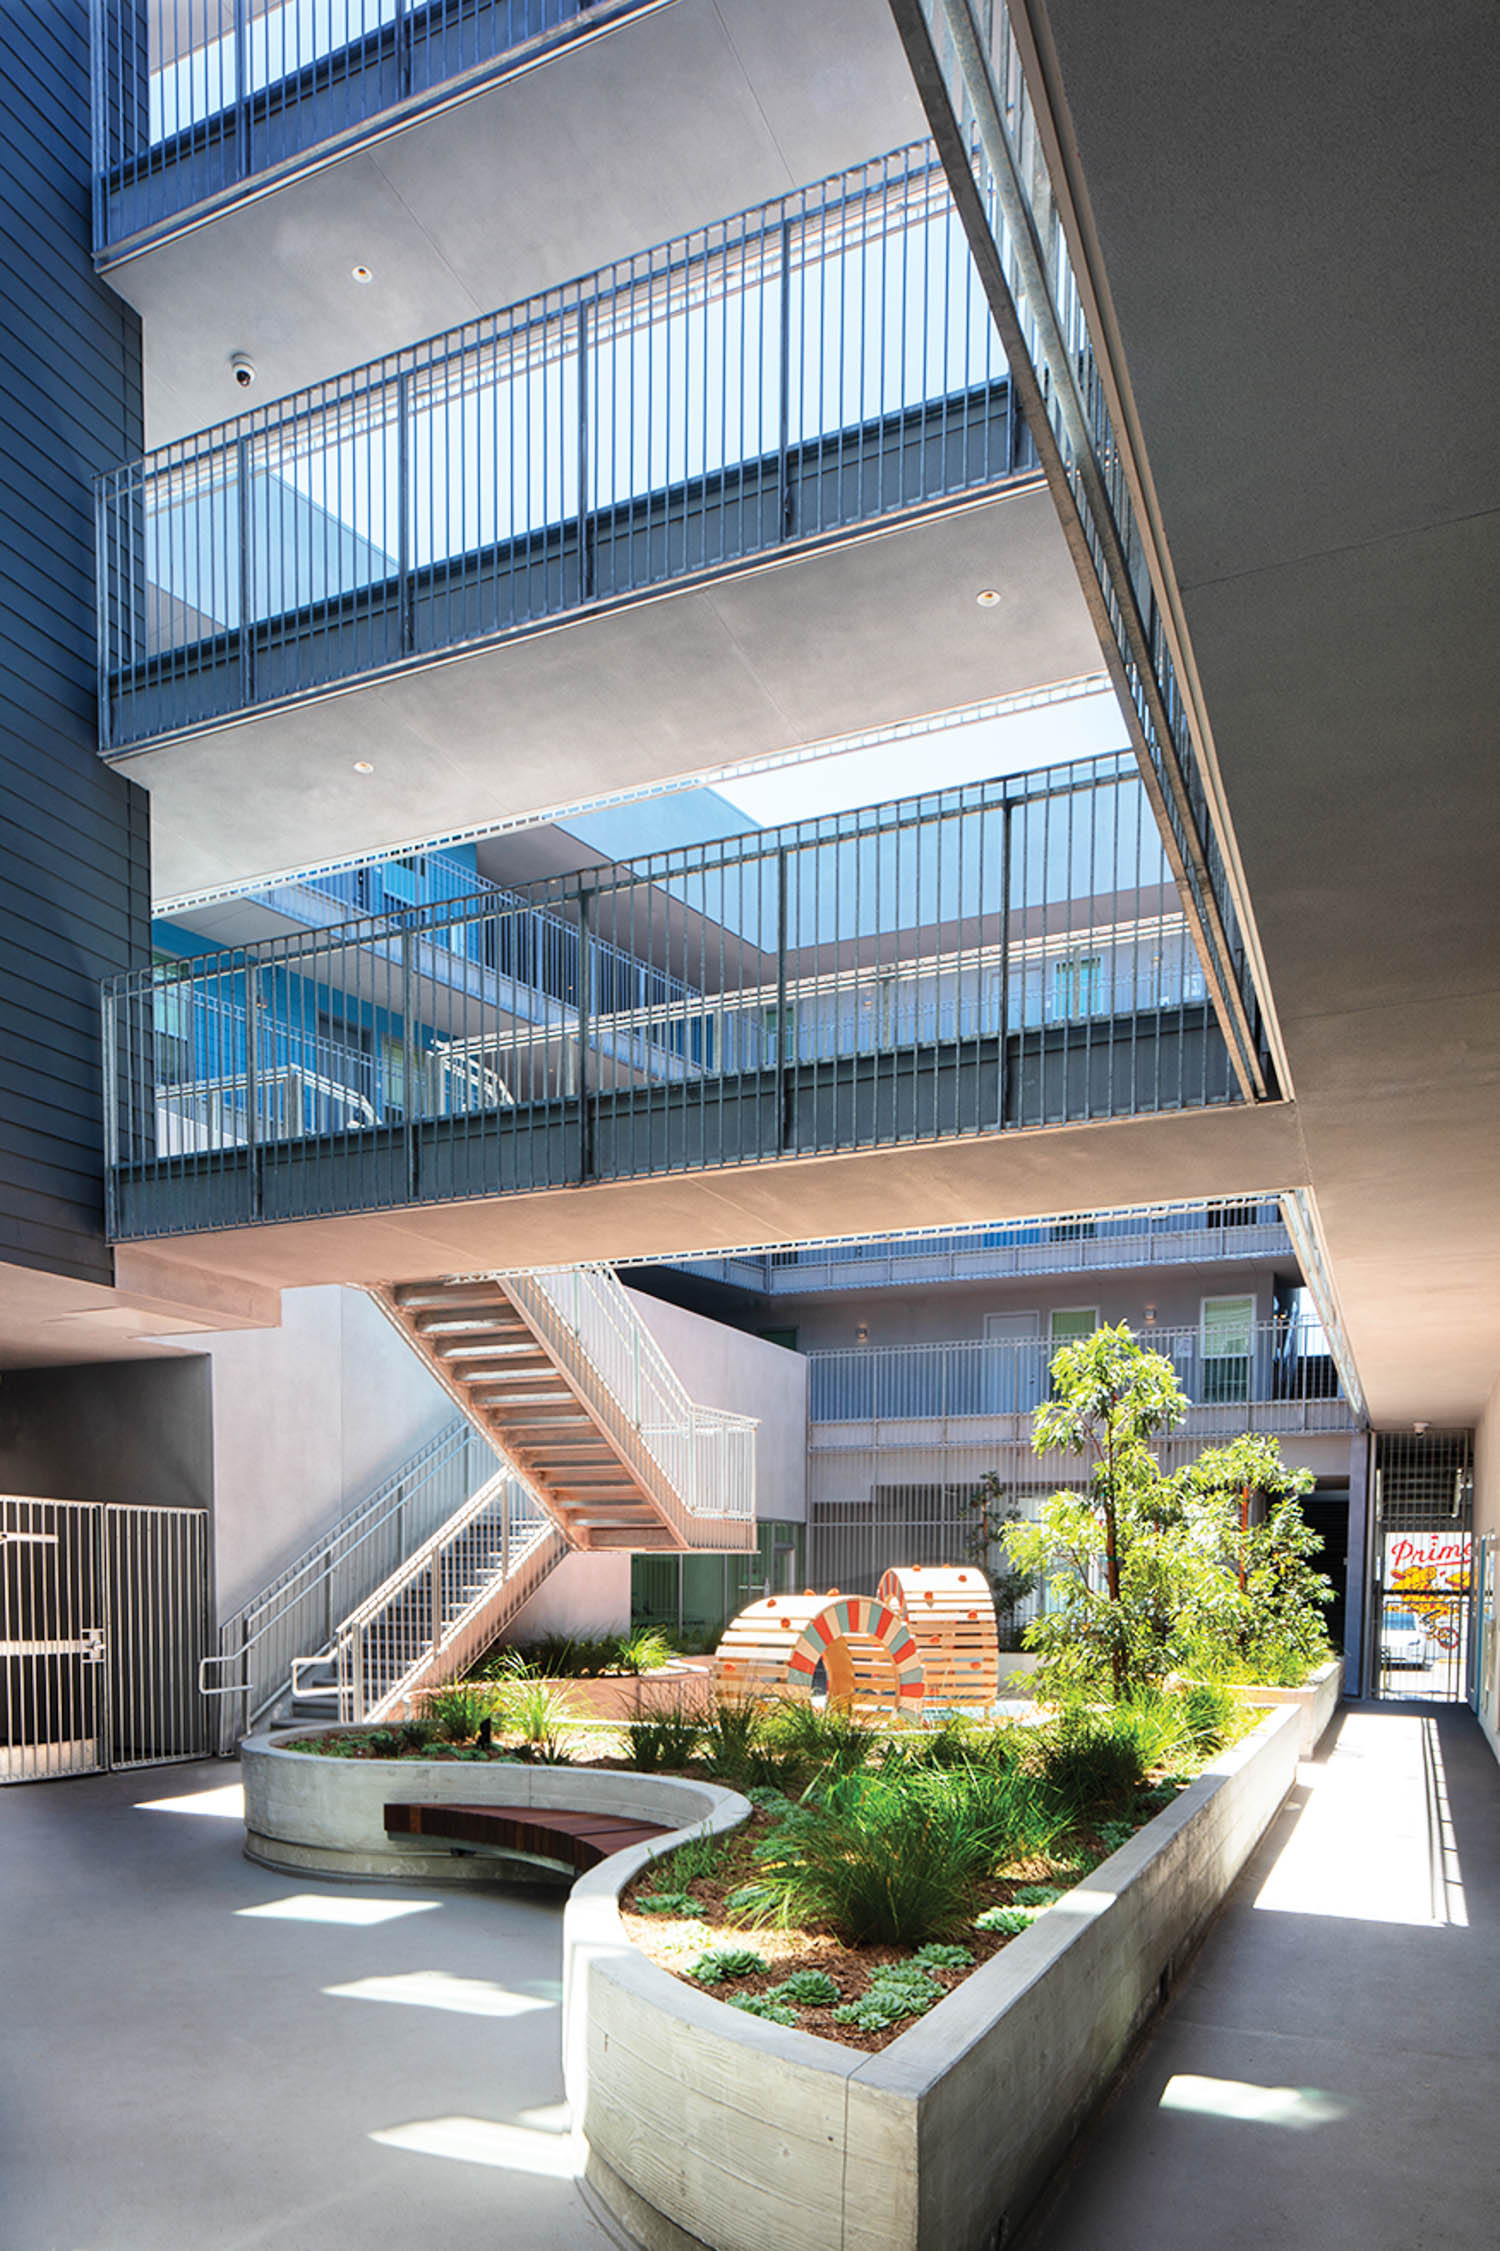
xmin=975 ymin=588 xmax=1002 ymax=607
xmin=353 ymin=760 xmax=375 ymax=773
xmin=351 ymin=264 xmax=374 ymax=283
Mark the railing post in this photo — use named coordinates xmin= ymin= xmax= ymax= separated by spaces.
xmin=395 ymin=0 xmax=411 ymax=100
xmin=775 ymin=846 xmax=789 ymax=1151
xmin=777 ymin=216 xmax=794 ymax=539
xmin=578 ymin=303 xmax=593 ymax=601
xmin=502 ymin=1479 xmax=511 ymax=1581
xmin=101 ymin=986 xmax=120 ymax=1236
xmin=430 ymin=1552 xmax=442 ymax=1658
xmin=401 ymin=930 xmax=417 ymax=1200
xmin=236 ymin=432 xmax=254 ymax=712
xmin=997 ymin=797 xmax=1013 ymax=1128
xmin=396 ymin=367 xmax=412 ymax=657
xmin=244 ymin=964 xmax=261 ymax=1218
xmin=233 ymin=0 xmax=250 ymax=185
xmin=577 ymin=887 xmax=593 ymax=1183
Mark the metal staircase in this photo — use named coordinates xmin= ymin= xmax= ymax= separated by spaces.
xmin=369 ymin=1266 xmax=758 ymax=1555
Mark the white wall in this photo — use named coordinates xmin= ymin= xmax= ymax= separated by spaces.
xmin=189 ymin=1286 xmax=456 ymax=1621
xmin=1475 ymin=1371 xmax=1500 ymax=1764
xmin=626 ymin=1287 xmax=809 ymax=1523
xmin=505 ymin=1553 xmax=632 ymax=1640
xmin=786 ymin=1266 xmax=1281 ymax=1350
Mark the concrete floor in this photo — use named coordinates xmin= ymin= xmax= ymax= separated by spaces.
xmin=0 ymin=1759 xmax=618 ymax=2251
xmin=4 ymin=1707 xmax=1496 ymax=2251
xmin=1018 ymin=1702 xmax=1500 ymax=2251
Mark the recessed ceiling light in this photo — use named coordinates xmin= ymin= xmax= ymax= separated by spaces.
xmin=353 ymin=759 xmax=375 ymax=773
xmin=976 ymin=588 xmax=1002 ymax=607
xmin=351 ymin=264 xmax=374 ymax=284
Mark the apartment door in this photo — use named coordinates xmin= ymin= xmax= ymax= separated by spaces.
xmin=1 ymin=1498 xmax=211 ymax=1783
xmin=1201 ymin=1295 xmax=1253 ymax=1405
xmin=983 ymin=1311 xmax=1042 ymax=1412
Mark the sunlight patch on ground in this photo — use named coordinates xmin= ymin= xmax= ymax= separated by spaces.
xmin=1254 ymin=1714 xmax=1447 ymax=1926
xmin=324 ymin=1969 xmax=554 ymax=2016
xmin=135 ymin=1782 xmax=245 ymax=1818
xmin=237 ymin=1893 xmax=441 ymax=1926
xmin=369 ymin=2117 xmax=582 ymax=2176
xmin=1160 ymin=2075 xmax=1352 ymax=2130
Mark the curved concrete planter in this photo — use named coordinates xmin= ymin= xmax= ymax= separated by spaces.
xmin=565 ymin=1703 xmax=1305 ymax=2251
xmin=240 ymin=1728 xmax=744 ymax=1883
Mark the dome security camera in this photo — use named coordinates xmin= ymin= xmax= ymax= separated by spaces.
xmin=230 ymin=353 xmax=255 ymax=390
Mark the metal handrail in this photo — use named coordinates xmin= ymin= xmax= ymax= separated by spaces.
xmin=501 ymin=1264 xmax=757 ymax=1529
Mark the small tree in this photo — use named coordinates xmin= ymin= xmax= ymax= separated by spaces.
xmin=1008 ymin=1324 xmax=1203 ymax=1701
xmin=1182 ymin=1435 xmax=1332 ymax=1683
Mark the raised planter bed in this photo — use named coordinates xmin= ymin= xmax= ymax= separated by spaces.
xmin=564 ymin=1702 xmax=1305 ymax=2251
xmin=239 ymin=1728 xmax=742 ymax=1884
xmin=1228 ymin=1655 xmax=1343 ymax=1757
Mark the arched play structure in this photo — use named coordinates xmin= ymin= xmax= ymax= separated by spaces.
xmin=712 ymin=1591 xmax=925 ymax=1719
xmin=876 ymin=1565 xmax=1000 ymax=1708
xmin=712 ymin=1567 xmax=1001 ymax=1721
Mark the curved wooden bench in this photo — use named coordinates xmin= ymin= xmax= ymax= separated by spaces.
xmin=383 ymin=1800 xmax=669 ymax=1876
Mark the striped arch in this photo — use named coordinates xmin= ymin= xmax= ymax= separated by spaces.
xmin=785 ymin=1594 xmax=925 ymax=1717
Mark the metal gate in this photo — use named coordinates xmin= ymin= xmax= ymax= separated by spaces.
xmin=1 ymin=1497 xmax=212 ymax=1783
xmin=1371 ymin=1433 xmax=1474 ymax=1703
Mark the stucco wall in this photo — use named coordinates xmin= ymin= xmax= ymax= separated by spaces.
xmin=188 ymin=1286 xmax=455 ymax=1621
xmin=0 ymin=1357 xmax=212 ymax=1514
xmin=1475 ymin=1372 xmax=1500 ymax=1764
xmin=504 ymin=1551 xmax=632 ymax=1640
xmin=627 ymin=1287 xmax=808 ymax=1523
xmin=786 ymin=1265 xmax=1281 ymax=1350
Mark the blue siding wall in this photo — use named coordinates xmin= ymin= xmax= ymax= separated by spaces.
xmin=1 ymin=4 xmax=149 ymax=1284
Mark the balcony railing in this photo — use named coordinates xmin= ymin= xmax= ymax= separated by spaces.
xmin=97 ymin=145 xmax=1026 ymax=757
xmin=92 ymin=0 xmax=657 ymax=256
xmin=103 ymin=756 xmax=1240 ymax=1241
xmin=807 ymin=1322 xmax=1351 ymax=1428
xmin=672 ymin=1200 xmax=1291 ymax=1293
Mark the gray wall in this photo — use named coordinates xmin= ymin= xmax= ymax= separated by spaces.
xmin=0 ymin=6 xmax=150 ymax=1286
xmin=0 ymin=1357 xmax=212 ymax=1514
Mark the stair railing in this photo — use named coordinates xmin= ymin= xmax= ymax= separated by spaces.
xmin=333 ymin=1467 xmax=563 ymax=1722
xmin=200 ymin=1418 xmax=496 ymax=1753
xmin=499 ymin=1264 xmax=757 ymax=1548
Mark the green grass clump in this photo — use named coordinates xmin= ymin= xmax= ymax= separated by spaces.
xmin=614 ymin=1627 xmax=675 ymax=1675
xmin=974 ymin=1905 xmax=1038 ymax=1937
xmin=1033 ymin=1704 xmax=1146 ymax=1819
xmin=913 ymin=1942 xmax=973 ymax=1970
xmin=625 ymin=1704 xmax=702 ymax=1772
xmin=420 ymin=1683 xmax=498 ymax=1744
xmin=688 ymin=1948 xmax=769 ymax=1985
xmin=737 ymin=1759 xmax=1061 ymax=1947
xmin=723 ymin=1884 xmax=764 ymax=1923
xmin=503 ymin=1677 xmax=573 ymax=1762
xmin=768 ymin=1970 xmax=840 ymax=2007
xmin=760 ymin=1699 xmax=875 ymax=1782
xmin=662 ymin=1824 xmax=729 ymax=1887
xmin=729 ymin=1994 xmax=798 ymax=2025
xmin=633 ymin=1891 xmax=706 ymax=1919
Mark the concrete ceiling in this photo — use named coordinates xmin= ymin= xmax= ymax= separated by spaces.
xmin=115 ymin=484 xmax=1100 ymax=897
xmin=1030 ymin=1 xmax=1500 ymax=1428
xmin=106 ymin=0 xmax=927 ymax=448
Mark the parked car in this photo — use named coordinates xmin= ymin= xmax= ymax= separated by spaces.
xmin=1380 ymin=1606 xmax=1431 ymax=1670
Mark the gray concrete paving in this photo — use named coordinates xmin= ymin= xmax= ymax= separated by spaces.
xmin=1017 ymin=1702 xmax=1500 ymax=2251
xmin=0 ymin=1759 xmax=619 ymax=2251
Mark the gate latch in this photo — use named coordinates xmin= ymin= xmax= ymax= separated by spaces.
xmin=80 ymin=1626 xmax=106 ymax=1665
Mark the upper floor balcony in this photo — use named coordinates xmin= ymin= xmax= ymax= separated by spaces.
xmin=672 ymin=1199 xmax=1293 ymax=1296
xmin=103 ymin=757 xmax=1249 ymax=1251
xmin=806 ymin=1321 xmax=1355 ymax=1440
xmin=93 ymin=148 xmax=1103 ymax=902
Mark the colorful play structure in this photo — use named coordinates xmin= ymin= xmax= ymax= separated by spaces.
xmin=711 ymin=1565 xmax=999 ymax=1719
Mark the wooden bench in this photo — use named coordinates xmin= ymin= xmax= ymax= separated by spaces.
xmin=383 ymin=1800 xmax=670 ymax=1876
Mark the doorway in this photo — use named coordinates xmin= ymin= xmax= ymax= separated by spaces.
xmin=1370 ymin=1433 xmax=1474 ymax=1703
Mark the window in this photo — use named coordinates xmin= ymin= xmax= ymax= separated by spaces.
xmin=1052 ymin=954 xmax=1102 ymax=1019
xmin=1202 ymin=1295 xmax=1253 ymax=1404
xmin=1050 ymin=1307 xmax=1098 ymax=1345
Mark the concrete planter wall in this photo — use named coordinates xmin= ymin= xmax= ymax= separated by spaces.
xmin=565 ymin=1702 xmax=1305 ymax=2251
xmin=240 ymin=1728 xmax=742 ymax=1882
xmin=1230 ymin=1656 xmax=1343 ymax=1757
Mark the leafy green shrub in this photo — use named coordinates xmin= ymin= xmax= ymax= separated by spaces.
xmin=625 ymin=1704 xmax=702 ymax=1773
xmin=914 ymin=1942 xmax=973 ymax=1970
xmin=729 ymin=1994 xmax=797 ymax=2025
xmin=768 ymin=1970 xmax=840 ymax=2007
xmin=687 ymin=1948 xmax=768 ymax=1985
xmin=633 ymin=1891 xmax=706 ymax=1918
xmin=367 ymin=1728 xmax=404 ymax=1760
xmin=1095 ymin=1819 xmax=1136 ymax=1854
xmin=974 ymin=1905 xmax=1038 ymax=1936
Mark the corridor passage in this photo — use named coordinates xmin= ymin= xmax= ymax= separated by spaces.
xmin=1020 ymin=1703 xmax=1500 ymax=2251
xmin=0 ymin=1759 xmax=616 ymax=2251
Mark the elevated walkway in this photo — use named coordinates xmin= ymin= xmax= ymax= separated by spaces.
xmin=1020 ymin=1702 xmax=1500 ymax=2251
